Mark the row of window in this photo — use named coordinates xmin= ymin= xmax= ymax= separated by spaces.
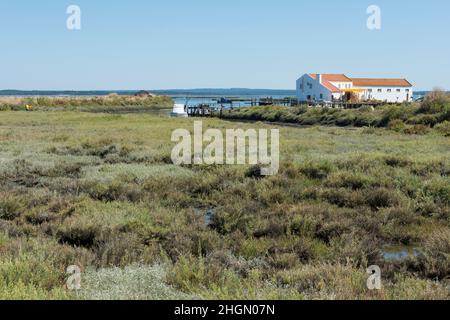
xmin=299 ymin=83 xmax=411 ymax=94
xmin=368 ymin=88 xmax=410 ymax=93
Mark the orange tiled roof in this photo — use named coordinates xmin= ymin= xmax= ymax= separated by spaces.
xmin=309 ymin=74 xmax=352 ymax=82
xmin=308 ymin=74 xmax=351 ymax=93
xmin=306 ymin=74 xmax=413 ymax=92
xmin=351 ymin=78 xmax=412 ymax=87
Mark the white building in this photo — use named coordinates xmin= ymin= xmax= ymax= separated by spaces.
xmin=296 ymin=74 xmax=413 ymax=103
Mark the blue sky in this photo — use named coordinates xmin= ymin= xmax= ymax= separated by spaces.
xmin=0 ymin=0 xmax=449 ymax=90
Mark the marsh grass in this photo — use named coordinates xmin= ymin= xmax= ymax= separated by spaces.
xmin=0 ymin=95 xmax=173 ymax=113
xmin=0 ymin=110 xmax=448 ymax=299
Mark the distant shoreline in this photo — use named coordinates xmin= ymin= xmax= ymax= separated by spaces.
xmin=0 ymin=89 xmax=435 ymax=103
xmin=0 ymin=89 xmax=297 ymax=97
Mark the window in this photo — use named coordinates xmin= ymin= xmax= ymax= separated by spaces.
xmin=320 ymin=94 xmax=323 ymax=99
xmin=387 ymin=89 xmax=392 ymax=92
xmin=406 ymin=89 xmax=410 ymax=92
xmin=397 ymin=89 xmax=401 ymax=92
xmin=368 ymin=89 xmax=373 ymax=93
xmin=378 ymin=89 xmax=382 ymax=93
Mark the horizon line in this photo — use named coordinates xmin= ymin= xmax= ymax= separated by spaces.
xmin=0 ymin=88 xmax=435 ymax=92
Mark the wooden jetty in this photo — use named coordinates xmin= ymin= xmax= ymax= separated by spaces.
xmin=187 ymin=104 xmax=221 ymax=117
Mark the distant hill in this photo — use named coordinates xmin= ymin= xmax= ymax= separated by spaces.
xmin=0 ymin=88 xmax=297 ymax=97
xmin=152 ymin=88 xmax=297 ymax=97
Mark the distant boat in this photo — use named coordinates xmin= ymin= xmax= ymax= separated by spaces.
xmin=170 ymin=103 xmax=188 ymax=117
xmin=217 ymin=97 xmax=233 ymax=104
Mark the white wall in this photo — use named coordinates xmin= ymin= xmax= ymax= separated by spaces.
xmin=358 ymin=86 xmax=413 ymax=103
xmin=332 ymin=92 xmax=343 ymax=100
xmin=330 ymin=81 xmax=353 ymax=90
xmin=296 ymin=74 xmax=332 ymax=102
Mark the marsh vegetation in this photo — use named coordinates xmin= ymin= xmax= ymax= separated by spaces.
xmin=0 ymin=95 xmax=448 ymax=299
xmin=221 ymin=91 xmax=450 ymax=136
xmin=0 ymin=94 xmax=173 ymax=113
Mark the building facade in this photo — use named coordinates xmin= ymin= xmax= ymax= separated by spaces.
xmin=296 ymin=74 xmax=413 ymax=103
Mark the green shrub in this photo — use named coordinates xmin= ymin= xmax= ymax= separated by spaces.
xmin=354 ymin=114 xmax=379 ymax=127
xmin=300 ymin=161 xmax=334 ymax=180
xmin=418 ymin=90 xmax=450 ymax=114
xmin=408 ymin=114 xmax=440 ymax=126
xmin=335 ymin=115 xmax=356 ymax=127
xmin=380 ymin=106 xmax=411 ymax=127
xmin=322 ymin=188 xmax=365 ymax=208
xmin=325 ymin=171 xmax=374 ymax=190
xmin=289 ymin=215 xmax=320 ymax=238
xmin=410 ymin=229 xmax=450 ymax=280
xmin=0 ymin=196 xmax=23 ymax=221
xmin=365 ymin=188 xmax=402 ymax=210
xmin=0 ymin=281 xmax=73 ymax=300
xmin=384 ymin=156 xmax=411 ymax=168
xmin=435 ymin=121 xmax=450 ymax=136
xmin=403 ymin=125 xmax=431 ymax=135
xmin=56 ymin=222 xmax=103 ymax=248
xmin=424 ymin=178 xmax=450 ymax=206
xmin=388 ymin=119 xmax=406 ymax=132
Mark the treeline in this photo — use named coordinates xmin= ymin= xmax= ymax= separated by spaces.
xmin=221 ymin=91 xmax=450 ymax=135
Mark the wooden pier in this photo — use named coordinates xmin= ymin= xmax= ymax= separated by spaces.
xmin=187 ymin=104 xmax=221 ymax=117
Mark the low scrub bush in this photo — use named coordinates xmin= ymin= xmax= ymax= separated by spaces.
xmin=299 ymin=161 xmax=334 ymax=180
xmin=435 ymin=121 xmax=450 ymax=136
xmin=325 ymin=171 xmax=375 ymax=190
xmin=0 ymin=196 xmax=23 ymax=221
xmin=408 ymin=229 xmax=450 ymax=280
xmin=388 ymin=119 xmax=406 ymax=132
xmin=418 ymin=90 xmax=450 ymax=114
xmin=365 ymin=188 xmax=402 ymax=210
xmin=403 ymin=124 xmax=431 ymax=135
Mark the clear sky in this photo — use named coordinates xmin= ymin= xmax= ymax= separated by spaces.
xmin=1 ymin=0 xmax=449 ymax=90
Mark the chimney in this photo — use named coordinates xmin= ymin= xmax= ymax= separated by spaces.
xmin=317 ymin=74 xmax=322 ymax=84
